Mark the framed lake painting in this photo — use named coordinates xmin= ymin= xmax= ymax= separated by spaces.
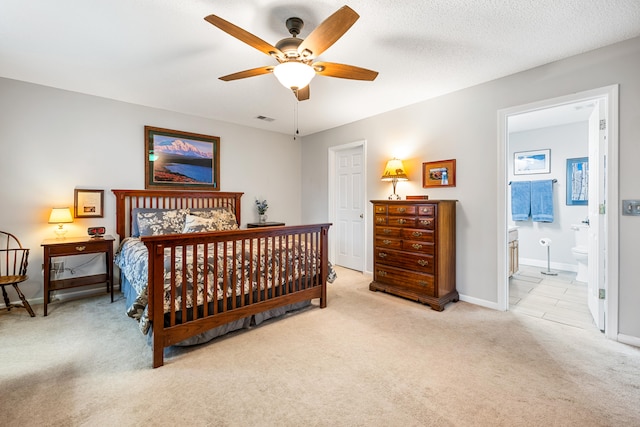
xmin=513 ymin=149 xmax=550 ymax=175
xmin=145 ymin=126 xmax=220 ymax=190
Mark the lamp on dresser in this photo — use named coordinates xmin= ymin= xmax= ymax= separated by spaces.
xmin=381 ymin=158 xmax=408 ymax=200
xmin=48 ymin=207 xmax=73 ymax=238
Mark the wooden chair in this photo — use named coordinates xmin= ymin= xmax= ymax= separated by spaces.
xmin=0 ymin=231 xmax=35 ymax=317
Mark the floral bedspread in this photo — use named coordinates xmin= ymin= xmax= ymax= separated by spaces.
xmin=115 ymin=236 xmax=327 ymax=335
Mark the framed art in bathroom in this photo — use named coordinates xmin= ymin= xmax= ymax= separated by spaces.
xmin=513 ymin=149 xmax=550 ymax=175
xmin=422 ymin=159 xmax=456 ymax=187
xmin=566 ymin=157 xmax=588 ymax=205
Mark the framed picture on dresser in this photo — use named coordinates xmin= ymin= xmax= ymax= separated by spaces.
xmin=422 ymin=159 xmax=456 ymax=187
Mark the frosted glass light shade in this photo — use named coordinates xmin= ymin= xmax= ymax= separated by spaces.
xmin=273 ymin=62 xmax=315 ymax=90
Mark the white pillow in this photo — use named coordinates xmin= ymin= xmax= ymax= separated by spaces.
xmin=182 ymin=214 xmax=221 ymax=233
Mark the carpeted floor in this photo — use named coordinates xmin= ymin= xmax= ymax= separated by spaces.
xmin=1 ymin=266 xmax=639 ymax=426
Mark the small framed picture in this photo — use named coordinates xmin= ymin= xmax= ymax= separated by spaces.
xmin=514 ymin=149 xmax=551 ymax=175
xmin=422 ymin=159 xmax=456 ymax=188
xmin=145 ymin=126 xmax=220 ymax=190
xmin=566 ymin=157 xmax=588 ymax=205
xmin=74 ymin=189 xmax=104 ymax=218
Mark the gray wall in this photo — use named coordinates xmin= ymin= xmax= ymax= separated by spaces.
xmin=299 ymin=36 xmax=640 ymax=342
xmin=0 ymin=78 xmax=302 ymax=302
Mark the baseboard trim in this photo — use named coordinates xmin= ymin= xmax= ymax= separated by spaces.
xmin=0 ymin=284 xmax=110 ymax=310
xmin=617 ymin=333 xmax=640 ymax=348
xmin=519 ymin=258 xmax=577 ymax=273
xmin=458 ymin=294 xmax=501 ymax=311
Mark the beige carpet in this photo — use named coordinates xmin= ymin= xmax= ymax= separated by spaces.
xmin=1 ymin=267 xmax=639 ymax=426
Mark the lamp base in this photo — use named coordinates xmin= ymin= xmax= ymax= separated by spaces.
xmin=54 ymin=225 xmax=68 ymax=239
xmin=388 ymin=194 xmax=401 ymax=200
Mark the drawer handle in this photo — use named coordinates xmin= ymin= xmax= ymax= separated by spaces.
xmin=76 ymin=246 xmax=86 ymax=252
xmin=377 ymin=270 xmax=387 ymax=277
xmin=378 ymin=252 xmax=388 ymax=258
xmin=412 ymin=231 xmax=423 ymax=237
xmin=376 ymin=217 xmax=385 ymax=223
xmin=398 ymin=207 xmax=406 ymax=213
xmin=397 ymin=219 xmax=406 ymax=224
xmin=376 ymin=207 xmax=385 ymax=213
xmin=383 ymin=229 xmax=392 ymax=234
xmin=412 ymin=243 xmax=423 ymax=250
xmin=418 ymin=280 xmax=429 ymax=287
xmin=420 ymin=219 xmax=432 ymax=226
xmin=417 ymin=259 xmax=429 ymax=267
xmin=382 ymin=239 xmax=392 ymax=245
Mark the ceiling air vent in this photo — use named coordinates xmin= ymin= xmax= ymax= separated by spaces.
xmin=255 ymin=115 xmax=275 ymax=122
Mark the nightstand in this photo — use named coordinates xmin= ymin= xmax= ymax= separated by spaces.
xmin=41 ymin=235 xmax=115 ymax=316
xmin=246 ymin=222 xmax=285 ymax=228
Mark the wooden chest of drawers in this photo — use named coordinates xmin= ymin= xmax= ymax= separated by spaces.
xmin=369 ymin=200 xmax=458 ymax=311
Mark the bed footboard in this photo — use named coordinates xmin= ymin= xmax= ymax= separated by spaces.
xmin=142 ymin=224 xmax=331 ymax=368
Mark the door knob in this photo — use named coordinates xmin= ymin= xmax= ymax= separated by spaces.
xmin=360 ymin=213 xmax=364 ymax=218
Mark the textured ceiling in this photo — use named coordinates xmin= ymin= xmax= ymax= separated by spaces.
xmin=1 ymin=0 xmax=639 ymax=136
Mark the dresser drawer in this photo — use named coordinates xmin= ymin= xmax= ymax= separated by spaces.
xmin=375 ymin=215 xmax=387 ymax=225
xmin=375 ymin=237 xmax=402 ymax=250
xmin=375 ymin=226 xmax=402 ymax=238
xmin=374 ymin=204 xmax=388 ymax=214
xmin=401 ymin=228 xmax=434 ymax=242
xmin=402 ymin=240 xmax=435 ymax=254
xmin=375 ymin=248 xmax=435 ymax=274
xmin=374 ymin=264 xmax=435 ymax=296
xmin=388 ymin=216 xmax=416 ymax=227
xmin=417 ymin=205 xmax=435 ymax=216
xmin=416 ymin=217 xmax=435 ymax=229
xmin=388 ymin=205 xmax=416 ymax=215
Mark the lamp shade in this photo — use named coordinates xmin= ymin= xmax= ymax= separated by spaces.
xmin=381 ymin=158 xmax=408 ymax=181
xmin=48 ymin=207 xmax=73 ymax=224
xmin=273 ymin=62 xmax=316 ymax=90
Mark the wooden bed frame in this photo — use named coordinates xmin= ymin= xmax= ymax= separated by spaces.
xmin=113 ymin=189 xmax=331 ymax=368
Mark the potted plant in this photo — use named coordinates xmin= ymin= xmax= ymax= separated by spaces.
xmin=255 ymin=199 xmax=268 ymax=223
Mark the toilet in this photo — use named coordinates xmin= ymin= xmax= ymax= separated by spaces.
xmin=571 ymin=224 xmax=589 ymax=282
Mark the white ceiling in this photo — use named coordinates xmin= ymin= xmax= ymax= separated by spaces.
xmin=2 ymin=0 xmax=639 ymax=136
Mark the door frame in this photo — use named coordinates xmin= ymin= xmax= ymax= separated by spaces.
xmin=328 ymin=140 xmax=367 ymax=270
xmin=497 ymin=85 xmax=619 ymax=339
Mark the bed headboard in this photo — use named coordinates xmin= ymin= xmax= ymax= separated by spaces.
xmin=112 ymin=189 xmax=243 ymax=241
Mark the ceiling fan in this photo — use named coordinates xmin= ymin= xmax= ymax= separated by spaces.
xmin=204 ymin=5 xmax=378 ymax=101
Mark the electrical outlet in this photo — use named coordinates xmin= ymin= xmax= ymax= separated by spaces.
xmin=51 ymin=261 xmax=64 ymax=280
xmin=622 ymin=200 xmax=640 ymax=216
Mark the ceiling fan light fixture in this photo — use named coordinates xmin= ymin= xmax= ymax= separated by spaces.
xmin=273 ymin=62 xmax=316 ymax=90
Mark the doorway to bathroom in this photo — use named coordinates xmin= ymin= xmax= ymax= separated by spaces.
xmin=497 ymin=85 xmax=619 ymax=339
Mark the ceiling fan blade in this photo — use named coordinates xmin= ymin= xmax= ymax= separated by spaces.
xmin=293 ymin=85 xmax=310 ymax=101
xmin=219 ymin=66 xmax=274 ymax=81
xmin=297 ymin=6 xmax=359 ymax=59
xmin=205 ymin=14 xmax=284 ymax=60
xmin=313 ymin=62 xmax=378 ymax=81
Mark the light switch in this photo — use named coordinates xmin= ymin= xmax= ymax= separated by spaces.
xmin=622 ymin=200 xmax=640 ymax=216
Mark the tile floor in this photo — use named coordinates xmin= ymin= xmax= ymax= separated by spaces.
xmin=509 ymin=264 xmax=596 ymax=330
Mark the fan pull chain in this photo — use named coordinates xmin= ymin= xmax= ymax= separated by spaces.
xmin=293 ymin=100 xmax=299 ymax=140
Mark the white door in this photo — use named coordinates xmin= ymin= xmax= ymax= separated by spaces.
xmin=587 ymin=101 xmax=606 ymax=330
xmin=335 ymin=146 xmax=365 ymax=271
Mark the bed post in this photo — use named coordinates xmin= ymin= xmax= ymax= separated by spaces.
xmin=147 ymin=241 xmax=166 ymax=368
xmin=114 ymin=191 xmax=126 ymax=241
xmin=320 ymin=225 xmax=329 ymax=309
